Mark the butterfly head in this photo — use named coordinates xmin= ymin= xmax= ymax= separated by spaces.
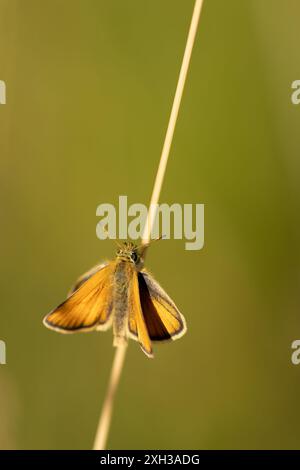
xmin=116 ymin=241 xmax=140 ymax=264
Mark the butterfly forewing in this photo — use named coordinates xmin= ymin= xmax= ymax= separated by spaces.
xmin=68 ymin=262 xmax=108 ymax=297
xmin=43 ymin=262 xmax=115 ymax=332
xmin=127 ymin=270 xmax=153 ymax=358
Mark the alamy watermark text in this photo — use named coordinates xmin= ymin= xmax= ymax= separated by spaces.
xmin=96 ymin=196 xmax=204 ymax=250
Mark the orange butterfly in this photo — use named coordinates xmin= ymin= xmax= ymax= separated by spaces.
xmin=43 ymin=242 xmax=186 ymax=357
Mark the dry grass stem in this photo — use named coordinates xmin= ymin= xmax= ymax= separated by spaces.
xmin=93 ymin=344 xmax=127 ymax=450
xmin=93 ymin=0 xmax=204 ymax=450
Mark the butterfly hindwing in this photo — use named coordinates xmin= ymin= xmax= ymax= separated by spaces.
xmin=43 ymin=262 xmax=115 ymax=333
xmin=138 ymin=269 xmax=187 ymax=341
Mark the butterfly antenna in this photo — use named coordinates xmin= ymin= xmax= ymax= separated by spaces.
xmin=102 ymin=226 xmax=123 ymax=249
xmin=113 ymin=239 xmax=123 ymax=249
xmin=138 ymin=235 xmax=165 ymax=253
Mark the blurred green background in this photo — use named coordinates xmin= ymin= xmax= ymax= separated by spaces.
xmin=0 ymin=0 xmax=300 ymax=450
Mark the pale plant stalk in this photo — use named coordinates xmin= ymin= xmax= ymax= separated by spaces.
xmin=93 ymin=0 xmax=205 ymax=450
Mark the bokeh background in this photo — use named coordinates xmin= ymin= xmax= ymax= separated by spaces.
xmin=0 ymin=0 xmax=300 ymax=450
